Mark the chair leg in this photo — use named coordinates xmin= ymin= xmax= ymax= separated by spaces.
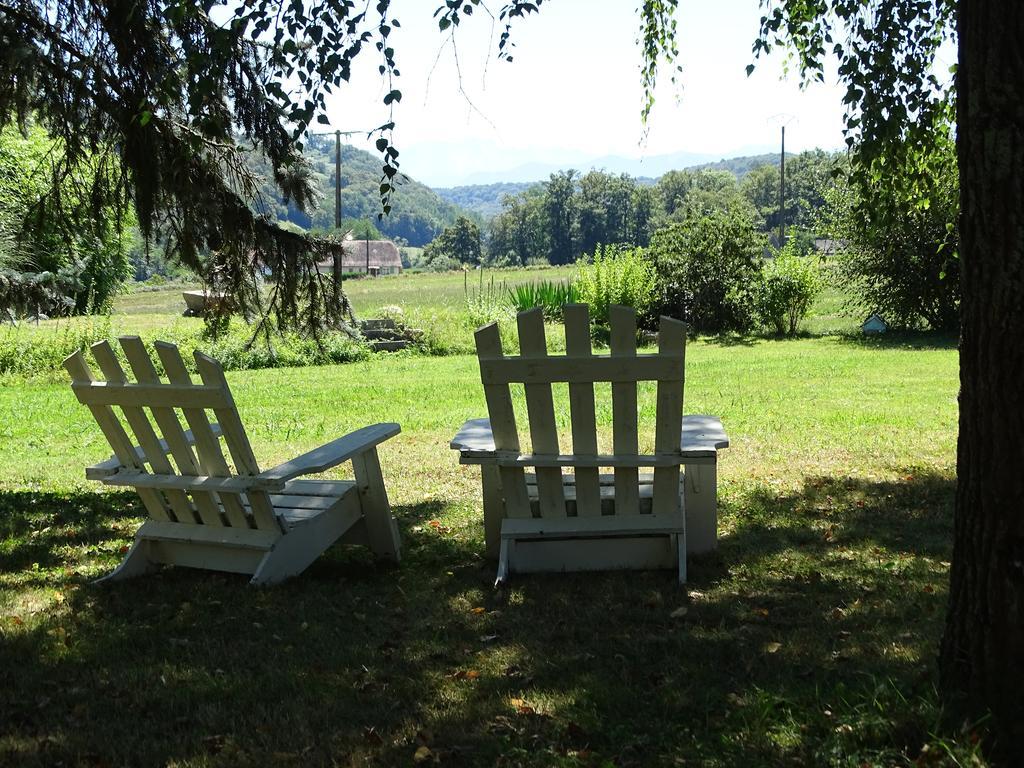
xmin=94 ymin=539 xmax=158 ymax=584
xmin=251 ymin=494 xmax=362 ymax=586
xmin=676 ymin=533 xmax=687 ymax=585
xmin=352 ymin=448 xmax=401 ymax=562
xmin=495 ymin=537 xmax=512 ymax=587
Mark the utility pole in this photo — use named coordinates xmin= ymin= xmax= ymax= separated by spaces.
xmin=768 ymin=114 xmax=796 ymax=248
xmin=779 ymin=125 xmax=786 ymax=245
xmin=334 ymin=129 xmax=342 ymax=229
xmin=332 ymin=129 xmax=343 ymax=318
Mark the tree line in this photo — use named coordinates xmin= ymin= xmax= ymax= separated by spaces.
xmin=481 ymin=150 xmax=841 ymax=266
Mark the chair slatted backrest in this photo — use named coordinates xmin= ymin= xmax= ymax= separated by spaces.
xmin=66 ymin=337 xmax=282 ymax=533
xmin=475 ymin=304 xmax=687 ymax=519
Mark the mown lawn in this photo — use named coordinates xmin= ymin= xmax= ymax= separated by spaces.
xmin=0 ymin=332 xmax=973 ymax=767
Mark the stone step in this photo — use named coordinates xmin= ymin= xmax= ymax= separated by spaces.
xmin=362 ymin=328 xmax=407 ymax=341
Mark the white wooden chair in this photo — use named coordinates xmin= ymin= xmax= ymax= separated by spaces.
xmin=65 ymin=337 xmax=402 ymax=585
xmin=450 ymin=305 xmax=729 ymax=585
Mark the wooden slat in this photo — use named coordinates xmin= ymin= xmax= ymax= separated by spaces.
xmin=85 ymin=424 xmax=224 ymax=479
xmin=652 ymin=317 xmax=687 ymax=518
xmin=137 ymin=520 xmax=278 ymax=550
xmin=155 ymin=342 xmax=251 ymax=529
xmin=194 ymin=351 xmax=280 ymax=533
xmin=490 ymin=452 xmax=694 ymax=467
xmin=479 ymin=353 xmax=683 ymax=386
xmin=517 ymin=309 xmax=564 ymax=518
xmin=63 ymin=350 xmax=172 ymax=522
xmin=609 ymin=305 xmax=640 ymax=516
xmin=563 ymin=304 xmax=601 ymax=517
xmin=100 ymin=471 xmax=282 ymax=493
xmin=90 ymin=341 xmax=199 ymax=525
xmin=70 ymin=381 xmax=229 ymax=409
xmin=502 ymin=511 xmax=684 ymax=539
xmin=474 ymin=323 xmax=530 ymax=518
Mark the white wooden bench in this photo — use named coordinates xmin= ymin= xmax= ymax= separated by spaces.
xmin=451 ymin=304 xmax=729 ymax=584
xmin=66 ymin=337 xmax=402 ymax=585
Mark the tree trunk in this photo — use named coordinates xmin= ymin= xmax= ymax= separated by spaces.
xmin=940 ymin=0 xmax=1024 ymax=756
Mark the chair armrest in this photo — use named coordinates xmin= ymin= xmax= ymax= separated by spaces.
xmin=259 ymin=423 xmax=401 ymax=484
xmin=85 ymin=424 xmax=225 ymax=480
xmin=450 ymin=417 xmax=498 ymax=460
xmin=451 ymin=416 xmax=728 ymax=463
xmin=681 ymin=415 xmax=730 ymax=454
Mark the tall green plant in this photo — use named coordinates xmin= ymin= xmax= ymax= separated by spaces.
xmin=754 ymin=244 xmax=820 ymax=335
xmin=573 ymin=245 xmax=657 ymax=328
xmin=506 ymin=280 xmax=577 ymax=319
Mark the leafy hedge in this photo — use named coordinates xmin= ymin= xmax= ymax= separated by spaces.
xmin=0 ymin=320 xmax=368 ymax=379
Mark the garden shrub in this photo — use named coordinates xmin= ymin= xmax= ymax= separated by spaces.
xmin=573 ymin=245 xmax=657 ymax=329
xmin=819 ymin=120 xmax=960 ymax=330
xmin=0 ymin=320 xmax=368 ymax=378
xmin=648 ymin=207 xmax=764 ymax=333
xmin=754 ymin=243 xmax=821 ymax=335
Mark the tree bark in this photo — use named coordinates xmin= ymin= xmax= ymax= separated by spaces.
xmin=940 ymin=0 xmax=1024 ymax=756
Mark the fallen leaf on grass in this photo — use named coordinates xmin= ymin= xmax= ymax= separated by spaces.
xmin=764 ymin=641 xmax=782 ymax=654
xmin=470 ymin=607 xmax=486 ymax=615
xmin=413 ymin=745 xmax=433 ymax=763
xmin=509 ymin=698 xmax=535 ymax=715
xmin=450 ymin=669 xmax=480 ymax=680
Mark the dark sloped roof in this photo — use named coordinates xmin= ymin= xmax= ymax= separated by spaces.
xmin=318 ymin=240 xmax=401 ymax=270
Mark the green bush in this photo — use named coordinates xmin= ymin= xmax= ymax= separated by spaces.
xmin=0 ymin=320 xmax=368 ymax=378
xmin=754 ymin=244 xmax=821 ymax=335
xmin=648 ymin=207 xmax=764 ymax=333
xmin=573 ymin=245 xmax=657 ymax=328
xmin=506 ymin=279 xmax=577 ymax=319
xmin=819 ymin=118 xmax=959 ymax=330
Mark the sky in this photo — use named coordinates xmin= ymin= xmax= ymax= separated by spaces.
xmin=320 ymin=0 xmax=853 ymax=187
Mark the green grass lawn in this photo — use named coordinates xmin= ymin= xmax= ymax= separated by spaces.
xmin=0 ymin=330 xmax=972 ymax=766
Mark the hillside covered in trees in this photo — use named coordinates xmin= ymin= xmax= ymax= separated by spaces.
xmin=254 ymin=137 xmax=471 ymax=247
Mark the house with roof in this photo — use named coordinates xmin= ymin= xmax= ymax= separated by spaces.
xmin=318 ymin=239 xmax=403 ymax=277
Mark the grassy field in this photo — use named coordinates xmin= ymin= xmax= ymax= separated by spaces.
xmin=0 ymin=310 xmax=972 ymax=766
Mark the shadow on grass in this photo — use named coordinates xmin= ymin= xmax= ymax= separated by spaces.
xmin=832 ymin=329 xmax=959 ymax=351
xmin=0 ymin=471 xmax=962 ymax=767
xmin=700 ymin=329 xmax=958 ymax=351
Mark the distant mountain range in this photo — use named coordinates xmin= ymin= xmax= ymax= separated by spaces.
xmin=256 ymin=139 xmax=800 ymax=233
